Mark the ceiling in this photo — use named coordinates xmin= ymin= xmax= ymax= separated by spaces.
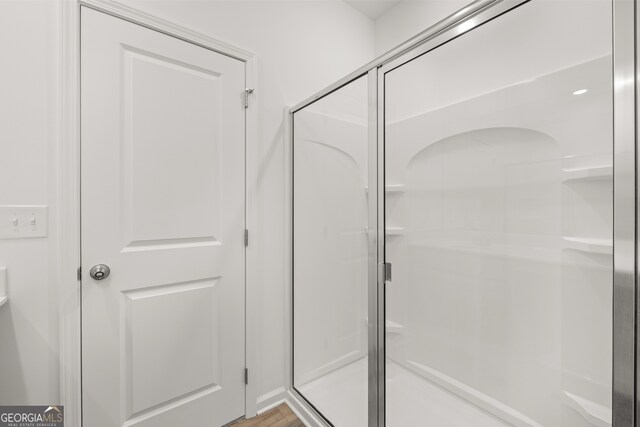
xmin=343 ymin=0 xmax=403 ymax=20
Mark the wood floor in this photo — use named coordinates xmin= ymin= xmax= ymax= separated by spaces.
xmin=230 ymin=404 xmax=305 ymax=427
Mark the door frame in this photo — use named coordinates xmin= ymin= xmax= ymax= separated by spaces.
xmin=59 ymin=2 xmax=258 ymax=426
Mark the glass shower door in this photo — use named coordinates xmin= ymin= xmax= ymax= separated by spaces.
xmin=292 ymin=75 xmax=370 ymax=427
xmin=383 ymin=1 xmax=613 ymax=426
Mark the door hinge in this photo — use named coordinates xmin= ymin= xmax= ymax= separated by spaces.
xmin=244 ymin=88 xmax=254 ymax=109
xmin=244 ymin=229 xmax=249 ymax=247
xmin=244 ymin=368 xmax=249 ymax=385
xmin=379 ymin=262 xmax=392 ymax=283
xmin=77 ymin=267 xmax=82 ymax=281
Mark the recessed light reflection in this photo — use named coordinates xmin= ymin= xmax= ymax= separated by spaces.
xmin=573 ymin=89 xmax=588 ymax=95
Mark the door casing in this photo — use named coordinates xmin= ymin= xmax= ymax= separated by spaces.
xmin=58 ymin=2 xmax=258 ymax=426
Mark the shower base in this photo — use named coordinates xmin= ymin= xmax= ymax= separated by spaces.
xmin=297 ymin=357 xmax=509 ymax=427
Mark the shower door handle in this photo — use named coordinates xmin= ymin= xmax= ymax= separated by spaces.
xmin=379 ymin=262 xmax=392 ymax=283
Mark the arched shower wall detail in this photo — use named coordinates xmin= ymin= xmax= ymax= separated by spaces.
xmin=293 ymin=105 xmax=369 ymax=389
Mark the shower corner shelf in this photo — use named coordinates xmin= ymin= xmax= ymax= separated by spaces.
xmin=386 ymin=184 xmax=406 ymax=194
xmin=0 ymin=267 xmax=6 ymax=308
xmin=364 ymin=184 xmax=406 ymax=195
xmin=386 ymin=320 xmax=405 ymax=335
xmin=563 ymin=236 xmax=612 ymax=255
xmin=562 ymin=165 xmax=612 ymax=182
xmin=386 ymin=227 xmax=405 ymax=236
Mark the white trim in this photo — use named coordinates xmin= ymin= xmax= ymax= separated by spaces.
xmin=78 ymin=0 xmax=254 ymax=62
xmin=244 ymin=50 xmax=259 ymax=420
xmin=60 ymin=1 xmax=258 ymax=424
xmin=58 ymin=1 xmax=81 ymax=427
xmin=254 ymin=389 xmax=324 ymax=427
xmin=256 ymin=387 xmax=287 ymax=414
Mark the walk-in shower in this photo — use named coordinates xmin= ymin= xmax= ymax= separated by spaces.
xmin=289 ymin=0 xmax=636 ymax=426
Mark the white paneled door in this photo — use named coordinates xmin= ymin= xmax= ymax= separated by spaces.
xmin=81 ymin=8 xmax=246 ymax=427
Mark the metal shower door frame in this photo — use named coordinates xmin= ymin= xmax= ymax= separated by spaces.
xmin=289 ymin=0 xmax=638 ymax=425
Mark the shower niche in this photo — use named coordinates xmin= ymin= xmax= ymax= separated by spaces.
xmin=290 ymin=0 xmax=625 ymax=426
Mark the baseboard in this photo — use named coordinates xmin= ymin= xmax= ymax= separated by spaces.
xmin=256 ymin=387 xmax=288 ymax=414
xmin=255 ymin=387 xmax=328 ymax=427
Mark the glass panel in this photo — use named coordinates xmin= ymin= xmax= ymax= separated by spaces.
xmin=384 ymin=2 xmax=613 ymax=426
xmin=293 ymin=75 xmax=369 ymax=427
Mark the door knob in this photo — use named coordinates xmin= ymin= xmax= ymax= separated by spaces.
xmin=90 ymin=264 xmax=111 ymax=280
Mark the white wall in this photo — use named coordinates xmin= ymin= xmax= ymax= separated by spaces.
xmin=0 ymin=1 xmax=61 ymax=405
xmin=374 ymin=0 xmax=469 ymax=55
xmin=0 ymin=0 xmax=375 ymax=410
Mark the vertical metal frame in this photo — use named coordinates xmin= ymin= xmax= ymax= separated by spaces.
xmin=636 ymin=1 xmax=640 ymax=421
xmin=614 ymin=0 xmax=638 ymax=425
xmin=376 ymin=68 xmax=387 ymax=427
xmin=367 ymin=68 xmax=384 ymax=427
xmin=285 ymin=106 xmax=294 ymax=401
xmin=289 ymin=107 xmax=295 ymax=405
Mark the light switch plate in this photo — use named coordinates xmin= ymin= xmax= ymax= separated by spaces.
xmin=0 ymin=205 xmax=48 ymax=239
